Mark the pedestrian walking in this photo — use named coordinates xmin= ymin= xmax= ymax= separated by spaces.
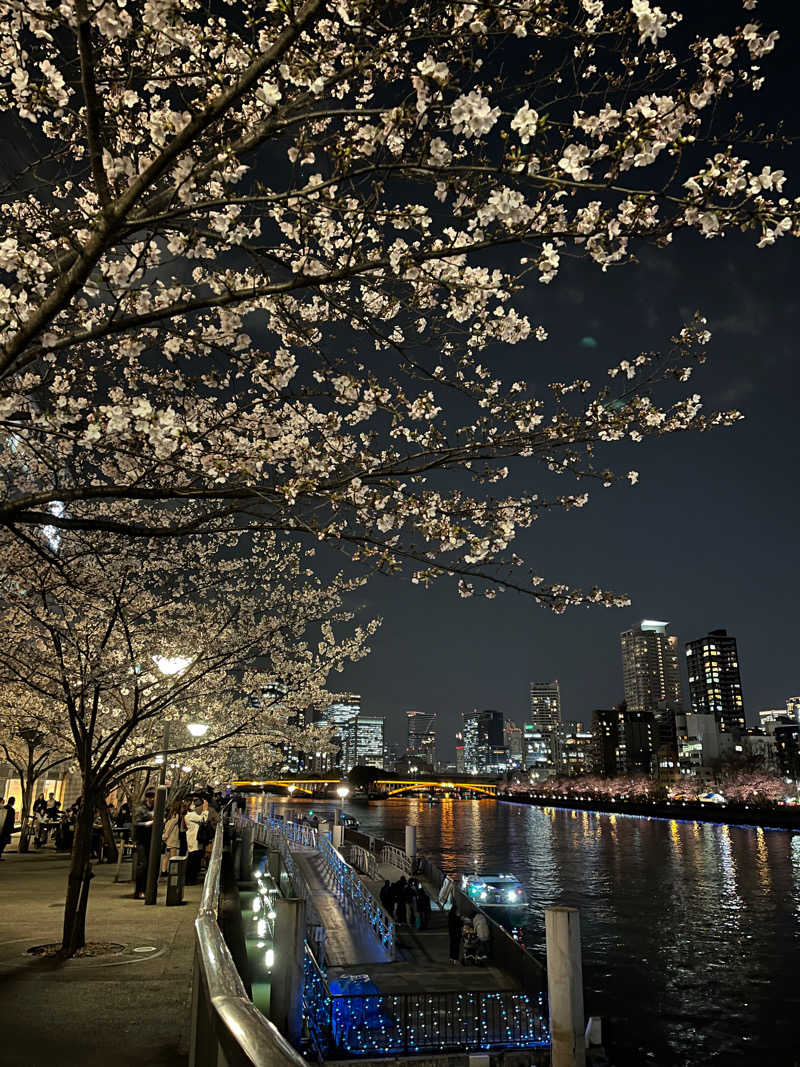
xmin=133 ymin=789 xmax=156 ymax=899
xmin=0 ymin=796 xmax=15 ymax=859
xmin=405 ymin=878 xmax=418 ymax=928
xmin=447 ymin=904 xmax=463 ymax=964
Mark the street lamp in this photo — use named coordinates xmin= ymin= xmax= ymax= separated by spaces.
xmin=336 ymin=784 xmax=349 ymax=822
xmin=145 ymin=657 xmax=193 ymax=906
xmin=287 ymin=785 xmax=296 ymax=797
xmin=187 ymin=722 xmax=210 ymax=738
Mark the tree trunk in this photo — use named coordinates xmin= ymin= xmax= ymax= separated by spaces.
xmin=98 ymin=798 xmax=118 ymax=864
xmin=17 ymin=768 xmax=35 ymax=853
xmin=60 ymin=791 xmax=96 ymax=957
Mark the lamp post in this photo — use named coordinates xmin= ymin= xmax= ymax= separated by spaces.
xmin=287 ymin=784 xmax=296 ymax=798
xmin=144 ymin=656 xmax=194 ymax=906
xmin=336 ymin=784 xmax=349 ymax=822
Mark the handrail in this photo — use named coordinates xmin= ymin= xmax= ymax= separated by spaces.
xmin=318 ymin=833 xmax=396 ymax=959
xmin=190 ymin=819 xmax=309 ymax=1067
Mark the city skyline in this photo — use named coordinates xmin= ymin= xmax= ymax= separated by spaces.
xmin=337 ymin=612 xmax=797 ymax=760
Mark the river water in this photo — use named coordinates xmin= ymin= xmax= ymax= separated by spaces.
xmin=266 ymin=795 xmax=800 ymax=1066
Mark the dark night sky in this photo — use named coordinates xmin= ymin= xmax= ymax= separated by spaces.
xmin=337 ymin=3 xmax=800 ymax=757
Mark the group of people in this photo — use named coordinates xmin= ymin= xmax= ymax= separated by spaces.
xmin=379 ymin=875 xmax=432 ymax=929
xmin=447 ymin=904 xmax=490 ymax=965
xmin=132 ymin=787 xmax=222 ymax=899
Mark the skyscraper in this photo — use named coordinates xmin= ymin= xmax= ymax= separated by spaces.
xmin=529 ymin=681 xmax=561 ymax=730
xmin=356 ymin=716 xmax=385 ymax=768
xmin=406 ymin=711 xmax=437 ymax=769
xmin=685 ymin=629 xmax=745 ymax=735
xmin=324 ymin=695 xmax=360 ymax=772
xmin=620 ymin=620 xmax=682 ymax=748
xmin=463 ymin=710 xmax=505 ymax=774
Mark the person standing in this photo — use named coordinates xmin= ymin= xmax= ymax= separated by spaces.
xmin=473 ymin=909 xmax=490 ymax=961
xmin=447 ymin=904 xmax=463 ymax=965
xmin=161 ymin=800 xmax=183 ymax=874
xmin=184 ymin=797 xmax=206 ymax=885
xmin=133 ymin=789 xmax=156 ymax=899
xmin=416 ymin=883 xmax=431 ymax=930
xmin=394 ymin=876 xmax=408 ymax=925
xmin=379 ymin=879 xmax=393 ymax=915
xmin=0 ymin=797 xmax=16 ymax=859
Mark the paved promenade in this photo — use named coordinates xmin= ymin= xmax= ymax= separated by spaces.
xmin=0 ymin=847 xmax=202 ymax=1067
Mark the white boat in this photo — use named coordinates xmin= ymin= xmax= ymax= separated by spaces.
xmin=461 ymin=873 xmax=527 ymax=908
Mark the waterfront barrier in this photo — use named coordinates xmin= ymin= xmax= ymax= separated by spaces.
xmin=189 ymin=819 xmax=308 ymax=1067
xmin=499 ymin=791 xmax=800 ymax=830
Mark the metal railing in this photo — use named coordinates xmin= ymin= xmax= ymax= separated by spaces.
xmin=318 ymin=834 xmax=396 ymax=959
xmin=189 ymin=821 xmax=309 ymax=1067
xmin=303 ymin=946 xmax=548 ymax=1058
xmin=378 ymin=842 xmax=413 ymax=874
xmin=347 ymin=842 xmax=378 ymax=880
xmin=241 ymin=813 xmax=327 ymax=967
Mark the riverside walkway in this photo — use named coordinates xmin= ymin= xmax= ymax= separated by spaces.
xmin=0 ymin=847 xmax=201 ymax=1067
xmin=246 ymin=810 xmax=549 ymax=1061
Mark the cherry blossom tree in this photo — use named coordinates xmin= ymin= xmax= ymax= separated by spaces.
xmin=0 ymin=522 xmax=376 ymax=955
xmin=0 ymin=0 xmax=795 ymax=607
xmin=0 ymin=690 xmax=72 ymax=851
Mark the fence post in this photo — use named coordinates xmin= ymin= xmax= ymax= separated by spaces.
xmin=271 ymin=897 xmax=306 ymax=1047
xmin=405 ymin=824 xmax=417 ymax=861
xmin=545 ymin=906 xmax=585 ymax=1067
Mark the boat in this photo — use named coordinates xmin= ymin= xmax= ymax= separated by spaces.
xmin=461 ymin=873 xmax=527 ymax=909
xmin=340 ymin=812 xmax=360 ymax=829
xmin=426 ymin=795 xmax=441 ymax=805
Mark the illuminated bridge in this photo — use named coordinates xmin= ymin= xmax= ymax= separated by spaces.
xmin=233 ymin=776 xmax=498 ymax=797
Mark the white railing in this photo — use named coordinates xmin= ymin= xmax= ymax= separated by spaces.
xmin=379 ymin=842 xmax=413 ymax=874
xmin=347 ymin=842 xmax=378 ymax=879
xmin=189 ymin=821 xmax=309 ymax=1067
xmin=318 ymin=834 xmax=396 ymax=959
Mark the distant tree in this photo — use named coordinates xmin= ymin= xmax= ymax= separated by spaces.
xmin=347 ymin=764 xmax=383 ymax=790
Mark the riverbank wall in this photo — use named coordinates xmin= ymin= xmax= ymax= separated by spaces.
xmin=498 ymin=791 xmax=800 ymax=830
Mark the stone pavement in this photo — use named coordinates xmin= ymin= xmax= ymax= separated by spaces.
xmin=0 ymin=847 xmax=203 ymax=1067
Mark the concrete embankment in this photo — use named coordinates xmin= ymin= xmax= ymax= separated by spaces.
xmin=498 ymin=791 xmax=800 ymax=830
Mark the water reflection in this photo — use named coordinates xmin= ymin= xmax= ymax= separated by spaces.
xmin=267 ymin=796 xmax=797 ymax=1066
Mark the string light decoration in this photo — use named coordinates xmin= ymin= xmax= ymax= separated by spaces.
xmin=303 ymin=947 xmax=549 ymax=1057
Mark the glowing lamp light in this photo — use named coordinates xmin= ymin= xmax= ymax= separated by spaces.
xmin=287 ymin=785 xmax=296 ymax=795
xmin=153 ymin=655 xmax=193 ymax=676
xmin=265 ymin=948 xmax=275 ymax=969
xmin=336 ymin=785 xmax=349 ymax=799
xmin=186 ymin=722 xmax=209 ymax=738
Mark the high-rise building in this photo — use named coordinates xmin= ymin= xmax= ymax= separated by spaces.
xmin=553 ymin=721 xmax=594 ymax=776
xmin=324 ymin=695 xmax=360 ymax=772
xmin=685 ymin=629 xmax=745 ymax=735
xmin=504 ymin=719 xmax=524 ymax=767
xmin=787 ymin=697 xmax=800 ymax=724
xmin=591 ymin=708 xmax=627 ymax=777
xmin=455 ymin=731 xmax=465 ymax=774
xmin=463 ymin=710 xmax=505 ymax=774
xmin=356 ymin=716 xmax=385 ymax=768
xmin=620 ymin=620 xmax=682 ymax=748
xmin=522 ymin=723 xmax=556 ymax=778
xmin=623 ymin=710 xmax=656 ymax=775
xmin=529 ymin=681 xmax=561 ymax=730
xmin=406 ymin=711 xmax=437 ymax=770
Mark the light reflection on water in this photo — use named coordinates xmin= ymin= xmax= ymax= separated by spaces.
xmin=267 ymin=796 xmax=800 ymax=1066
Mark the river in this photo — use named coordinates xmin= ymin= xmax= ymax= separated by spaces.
xmin=264 ymin=795 xmax=800 ymax=1066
